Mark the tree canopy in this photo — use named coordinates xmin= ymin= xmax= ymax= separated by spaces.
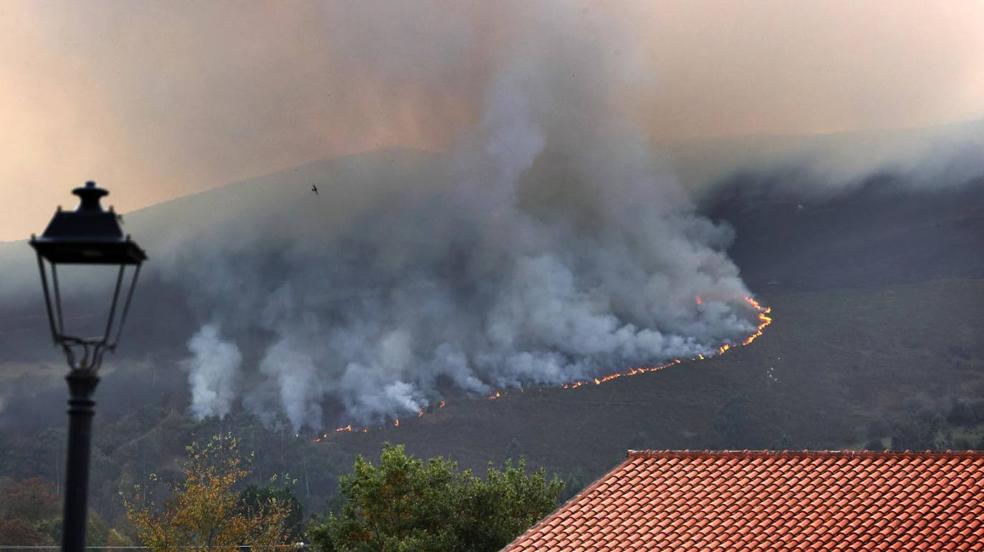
xmin=124 ymin=433 xmax=293 ymax=552
xmin=0 ymin=476 xmax=121 ymax=547
xmin=239 ymin=482 xmax=304 ymax=541
xmin=309 ymin=444 xmax=563 ymax=552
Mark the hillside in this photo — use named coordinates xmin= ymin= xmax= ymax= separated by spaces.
xmin=708 ymin=172 xmax=984 ymax=291
xmin=322 ymin=277 xmax=984 ymax=470
xmin=1 ymin=150 xmax=982 ymax=525
xmin=4 ymin=276 xmax=981 ymax=523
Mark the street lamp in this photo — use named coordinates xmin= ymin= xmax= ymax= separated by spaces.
xmin=29 ymin=181 xmax=146 ymax=552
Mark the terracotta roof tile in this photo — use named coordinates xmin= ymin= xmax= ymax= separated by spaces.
xmin=503 ymin=450 xmax=984 ymax=551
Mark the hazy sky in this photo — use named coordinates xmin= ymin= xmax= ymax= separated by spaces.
xmin=3 ymin=0 xmax=984 ymax=241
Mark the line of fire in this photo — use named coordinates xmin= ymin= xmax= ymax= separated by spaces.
xmin=314 ymin=296 xmax=773 ymax=443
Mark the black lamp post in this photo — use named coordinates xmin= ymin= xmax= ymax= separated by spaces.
xmin=29 ymin=181 xmax=146 ymax=552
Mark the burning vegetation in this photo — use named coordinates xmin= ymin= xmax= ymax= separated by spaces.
xmin=314 ymin=296 xmax=773 ymax=443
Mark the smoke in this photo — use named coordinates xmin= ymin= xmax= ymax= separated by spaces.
xmin=0 ymin=1 xmax=981 ymax=435
xmin=155 ymin=0 xmax=759 ymax=431
xmin=6 ymin=0 xmax=981 ymax=432
xmin=4 ymin=1 xmax=979 ymax=433
xmin=186 ymin=324 xmax=241 ymax=420
xmin=677 ymin=118 xmax=984 ymax=200
xmin=258 ymin=336 xmax=325 ymax=433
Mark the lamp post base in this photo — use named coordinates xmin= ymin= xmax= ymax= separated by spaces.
xmin=62 ymin=371 xmax=99 ymax=552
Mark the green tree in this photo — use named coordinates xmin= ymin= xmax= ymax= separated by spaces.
xmin=0 ymin=476 xmax=59 ymax=546
xmin=239 ymin=482 xmax=304 ymax=541
xmin=309 ymin=444 xmax=563 ymax=552
xmin=35 ymin=509 xmax=115 ymax=547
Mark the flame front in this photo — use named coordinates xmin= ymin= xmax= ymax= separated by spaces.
xmin=316 ymin=296 xmax=773 ymax=443
xmin=557 ymin=295 xmax=771 ymax=391
xmin=740 ymin=296 xmax=772 ymax=346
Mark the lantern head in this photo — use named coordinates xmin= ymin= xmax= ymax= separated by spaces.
xmin=29 ymin=181 xmax=146 ymax=371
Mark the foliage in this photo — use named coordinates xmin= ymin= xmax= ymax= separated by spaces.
xmin=124 ymin=433 xmax=293 ymax=552
xmin=105 ymin=526 xmax=134 ymax=547
xmin=889 ymin=410 xmax=952 ymax=451
xmin=0 ymin=518 xmax=51 ymax=546
xmin=946 ymin=399 xmax=984 ymax=427
xmin=556 ymin=470 xmax=592 ymax=503
xmin=0 ymin=475 xmax=122 ymax=547
xmin=0 ymin=477 xmax=59 ymax=546
xmin=308 ymin=444 xmax=563 ymax=552
xmin=0 ymin=476 xmax=59 ymax=522
xmin=239 ymin=482 xmax=304 ymax=541
xmin=863 ymin=438 xmax=887 ymax=451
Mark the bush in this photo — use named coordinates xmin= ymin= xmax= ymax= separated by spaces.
xmin=308 ymin=444 xmax=563 ymax=552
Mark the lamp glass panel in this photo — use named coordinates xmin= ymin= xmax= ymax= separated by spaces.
xmin=48 ymin=263 xmax=127 ymax=342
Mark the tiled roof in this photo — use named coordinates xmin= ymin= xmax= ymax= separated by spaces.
xmin=505 ymin=450 xmax=984 ymax=551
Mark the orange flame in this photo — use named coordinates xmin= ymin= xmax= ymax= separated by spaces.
xmin=555 ymin=296 xmax=772 ymax=392
xmin=740 ymin=297 xmax=772 ymax=347
xmin=312 ymin=423 xmax=360 ymax=443
xmin=317 ymin=296 xmax=773 ymax=444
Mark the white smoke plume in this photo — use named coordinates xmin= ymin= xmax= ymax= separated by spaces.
xmin=186 ymin=324 xmax=241 ymax=420
xmin=159 ymin=0 xmax=760 ymax=432
xmin=2 ymin=1 xmax=982 ymax=434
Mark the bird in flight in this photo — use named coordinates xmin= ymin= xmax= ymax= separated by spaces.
xmin=311 ymin=184 xmax=319 ymax=195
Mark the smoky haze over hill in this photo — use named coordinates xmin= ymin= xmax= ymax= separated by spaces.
xmin=2 ymin=0 xmax=984 ymax=435
xmin=3 ymin=137 xmax=983 ymax=435
xmin=5 ymin=0 xmax=984 ymax=241
xmin=1 ymin=0 xmax=763 ymax=432
xmin=148 ymin=20 xmax=767 ymax=426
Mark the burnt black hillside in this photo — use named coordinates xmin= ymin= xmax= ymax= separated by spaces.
xmin=707 ymin=172 xmax=984 ymax=291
